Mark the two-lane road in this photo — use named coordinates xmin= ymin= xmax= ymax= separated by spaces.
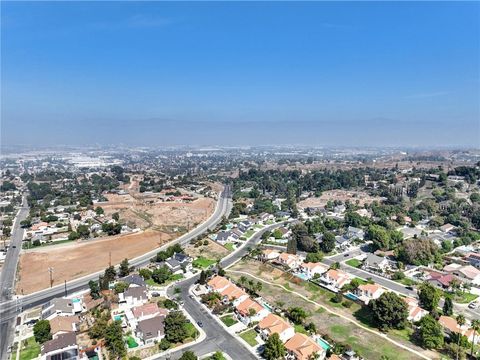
xmin=158 ymin=221 xmax=293 ymax=359
xmin=0 ymin=195 xmax=29 ymax=358
xmin=0 ymin=186 xmax=232 ymax=360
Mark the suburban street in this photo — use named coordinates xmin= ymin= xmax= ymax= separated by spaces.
xmin=0 ymin=195 xmax=29 ymax=358
xmin=157 ymin=221 xmax=291 ymax=359
xmin=324 ymin=248 xmax=480 ymax=320
xmin=0 ymin=186 xmax=232 ymax=360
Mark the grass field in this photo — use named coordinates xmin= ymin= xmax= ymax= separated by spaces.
xmin=220 ymin=314 xmax=238 ymax=327
xmin=397 ymin=277 xmax=417 ymax=286
xmin=239 ymin=329 xmax=258 ymax=346
xmin=346 ymin=259 xmax=362 ymax=268
xmin=243 ymin=229 xmax=255 ymax=239
xmin=19 ymin=337 xmax=40 ymax=360
xmin=453 ymin=292 xmax=478 ymax=304
xmin=228 ymin=260 xmax=432 ymax=360
xmin=192 ymin=256 xmax=217 ymax=269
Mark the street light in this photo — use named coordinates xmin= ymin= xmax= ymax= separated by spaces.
xmin=48 ymin=267 xmax=54 ymax=288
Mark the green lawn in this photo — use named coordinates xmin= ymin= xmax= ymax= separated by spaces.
xmin=294 ymin=324 xmax=308 ymax=334
xmin=397 ymin=277 xmax=417 ymax=286
xmin=19 ymin=337 xmax=40 ymax=360
xmin=453 ymin=292 xmax=478 ymax=304
xmin=243 ymin=229 xmax=255 ymax=239
xmin=192 ymin=256 xmax=217 ymax=269
xmin=220 ymin=314 xmax=238 ymax=327
xmin=346 ymin=259 xmax=362 ymax=268
xmin=239 ymin=329 xmax=258 ymax=347
xmin=224 ymin=243 xmax=235 ymax=252
xmin=183 ymin=322 xmax=199 ymax=341
xmin=145 ymin=273 xmax=184 ymax=286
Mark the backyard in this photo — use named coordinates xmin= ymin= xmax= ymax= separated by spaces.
xmin=227 ymin=259 xmax=438 ymax=360
xmin=192 ymin=256 xmax=217 ymax=269
xmin=18 ymin=337 xmax=40 ymax=360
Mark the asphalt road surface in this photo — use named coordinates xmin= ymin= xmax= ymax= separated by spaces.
xmin=325 ymin=248 xmax=480 ymax=320
xmin=0 ymin=196 xmax=29 ymax=358
xmin=0 ymin=186 xmax=232 ymax=359
xmin=157 ymin=221 xmax=292 ymax=360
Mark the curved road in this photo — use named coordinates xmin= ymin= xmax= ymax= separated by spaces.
xmin=0 ymin=186 xmax=232 ymax=359
xmin=157 ymin=221 xmax=293 ymax=360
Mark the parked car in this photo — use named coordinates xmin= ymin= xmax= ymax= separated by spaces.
xmin=468 ymin=301 xmax=478 ymax=309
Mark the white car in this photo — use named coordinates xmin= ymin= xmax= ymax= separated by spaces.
xmin=468 ymin=301 xmax=478 ymax=309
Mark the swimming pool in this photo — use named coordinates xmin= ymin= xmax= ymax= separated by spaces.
xmin=72 ymin=298 xmax=81 ymax=303
xmin=262 ymin=303 xmax=273 ymax=312
xmin=316 ymin=337 xmax=331 ymax=350
xmin=114 ymin=315 xmax=122 ymax=321
xmin=295 ymin=273 xmax=309 ymax=281
xmin=345 ymin=293 xmax=359 ymax=301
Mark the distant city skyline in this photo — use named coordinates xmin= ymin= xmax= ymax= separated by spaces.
xmin=1 ymin=1 xmax=479 ymax=147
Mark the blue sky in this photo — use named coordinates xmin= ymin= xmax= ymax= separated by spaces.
xmin=1 ymin=1 xmax=479 ymax=147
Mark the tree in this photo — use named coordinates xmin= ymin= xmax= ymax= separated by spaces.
xmin=369 ymin=292 xmax=408 ymax=330
xmin=443 ymin=296 xmax=453 ymax=316
xmin=305 ymin=252 xmax=323 ymax=263
xmin=112 ymin=212 xmax=120 ymax=221
xmin=470 ymin=319 xmax=480 ymax=358
xmin=456 ymin=314 xmax=466 ymax=360
xmin=76 ymin=224 xmax=90 ymax=239
xmin=199 ymin=270 xmax=207 ymax=285
xmin=68 ymin=231 xmax=79 ymax=241
xmin=105 ymin=320 xmax=126 ymax=358
xmin=139 ymin=268 xmax=152 ymax=280
xmin=179 ymin=351 xmax=198 ymax=360
xmin=286 ymin=238 xmax=297 ymax=254
xmin=263 ymin=333 xmax=286 ymax=360
xmin=33 ymin=320 xmax=52 ymax=344
xmin=418 ymin=282 xmax=440 ymax=312
xmin=209 ymin=351 xmax=225 ymax=360
xmin=152 ymin=266 xmax=172 ymax=284
xmin=114 ymin=281 xmax=129 ymax=294
xmin=164 ymin=311 xmax=189 ymax=343
xmin=319 ymin=232 xmax=336 ymax=253
xmin=95 ymin=206 xmax=104 ymax=216
xmin=287 ymin=307 xmax=308 ymax=324
xmin=444 ymin=343 xmax=466 ymax=360
xmin=118 ymin=258 xmax=131 ymax=277
xmin=417 ymin=315 xmax=444 ymax=349
xmin=366 ymin=224 xmax=390 ymax=250
xmin=103 ymin=265 xmax=117 ymax=283
xmin=397 ymin=238 xmax=439 ymax=266
xmin=88 ymin=280 xmax=100 ymax=299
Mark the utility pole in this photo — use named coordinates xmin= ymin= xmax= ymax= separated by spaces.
xmin=48 ymin=267 xmax=54 ymax=288
xmin=64 ymin=280 xmax=67 ymax=297
xmin=109 ymin=251 xmax=112 ymax=267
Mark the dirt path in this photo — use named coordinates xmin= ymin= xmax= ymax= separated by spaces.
xmin=228 ymin=268 xmax=434 ymax=360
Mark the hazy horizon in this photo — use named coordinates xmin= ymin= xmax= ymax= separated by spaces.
xmin=2 ymin=1 xmax=479 ymax=148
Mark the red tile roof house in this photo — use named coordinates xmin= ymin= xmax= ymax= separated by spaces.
xmin=439 ymin=316 xmax=480 ymax=344
xmin=320 ymin=269 xmax=351 ymax=291
xmin=235 ymin=297 xmax=270 ymax=325
xmin=354 ymin=284 xmax=385 ymax=305
xmin=427 ymin=271 xmax=461 ymax=290
xmin=257 ymin=313 xmax=295 ymax=343
xmin=443 ymin=263 xmax=480 ymax=285
xmin=403 ymin=298 xmax=428 ymax=323
xmin=284 ymin=333 xmax=326 ymax=360
xmin=207 ymin=276 xmax=249 ymax=305
xmin=298 ymin=262 xmax=328 ymax=280
xmin=277 ymin=253 xmax=305 ymax=269
xmin=261 ymin=249 xmax=281 ymax=261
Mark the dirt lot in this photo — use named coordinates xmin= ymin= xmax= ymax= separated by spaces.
xmin=101 ymin=194 xmax=215 ymax=231
xmin=227 ymin=260 xmax=439 ymax=360
xmin=184 ymin=239 xmax=230 ymax=261
xmin=297 ymin=190 xmax=384 ymax=209
xmin=16 ymin=230 xmax=171 ymax=294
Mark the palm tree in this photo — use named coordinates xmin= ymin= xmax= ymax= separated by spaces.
xmin=456 ymin=314 xmax=466 ymax=360
xmin=239 ymin=276 xmax=247 ymax=285
xmin=470 ymin=319 xmax=480 ymax=358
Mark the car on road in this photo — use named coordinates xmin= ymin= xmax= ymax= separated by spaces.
xmin=344 ymin=253 xmax=349 ymax=257
xmin=11 ymin=246 xmax=16 ymax=248
xmin=405 ymin=286 xmax=415 ymax=291
xmin=197 ymin=321 xmax=203 ymax=327
xmin=468 ymin=301 xmax=478 ymax=309
xmin=151 ymin=292 xmax=160 ymax=297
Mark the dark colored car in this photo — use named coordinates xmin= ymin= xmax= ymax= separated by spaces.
xmin=197 ymin=321 xmax=203 ymax=327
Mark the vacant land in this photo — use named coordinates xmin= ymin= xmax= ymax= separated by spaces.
xmin=185 ymin=239 xmax=230 ymax=261
xmin=17 ymin=230 xmax=170 ymax=294
xmin=228 ymin=259 xmax=437 ymax=360
xmin=297 ymin=190 xmax=384 ymax=209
